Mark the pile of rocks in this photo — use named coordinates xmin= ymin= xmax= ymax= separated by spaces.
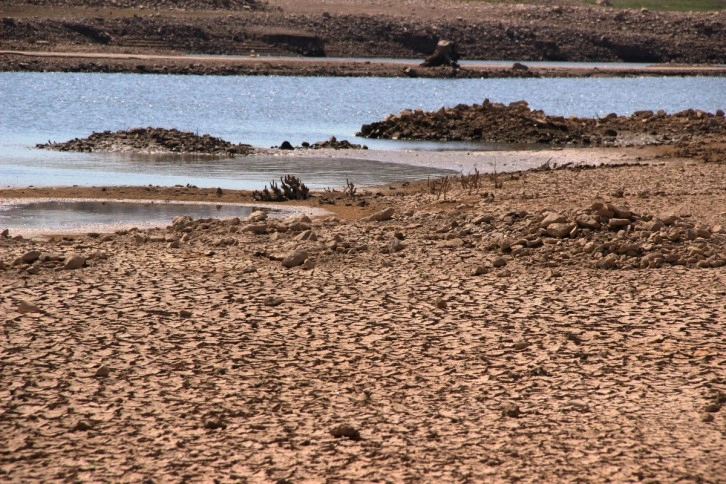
xmin=36 ymin=127 xmax=254 ymax=156
xmin=4 ymin=247 xmax=107 ymax=275
xmin=358 ymin=100 xmax=726 ymax=146
xmin=302 ymin=136 xmax=367 ymax=150
xmin=471 ymin=202 xmax=725 ymax=270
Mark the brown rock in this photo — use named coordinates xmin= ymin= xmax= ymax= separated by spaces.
xmin=330 ymin=424 xmax=361 ymax=441
xmin=282 ymin=250 xmax=308 ymax=268
xmin=366 ymin=207 xmax=395 ymax=222
xmin=95 ymin=364 xmax=110 ymax=377
xmin=17 ymin=300 xmax=41 ymax=313
xmin=540 ymin=212 xmax=567 ymax=228
xmin=546 ymin=223 xmax=575 ymax=238
xmin=63 ymin=254 xmax=86 ymax=270
xmin=502 ymin=404 xmax=521 ymax=418
xmin=21 ymin=250 xmax=41 ymax=264
xmin=491 ymin=257 xmax=507 ymax=268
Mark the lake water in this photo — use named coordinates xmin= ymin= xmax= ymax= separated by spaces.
xmin=1 ymin=72 xmax=724 ymax=234
xmin=0 ymin=199 xmax=259 ymax=234
xmin=2 ymin=72 xmax=725 ymax=189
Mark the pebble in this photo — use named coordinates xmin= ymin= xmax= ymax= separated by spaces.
xmin=502 ymin=404 xmax=521 ymax=418
xmin=330 ymin=424 xmax=361 ymax=441
xmin=95 ymin=364 xmax=110 ymax=377
xmin=17 ymin=300 xmax=41 ymax=314
xmin=491 ymin=257 xmax=507 ymax=268
xmin=264 ymin=296 xmax=285 ymax=307
xmin=514 ymin=340 xmax=530 ymax=351
xmin=73 ymin=420 xmax=94 ymax=432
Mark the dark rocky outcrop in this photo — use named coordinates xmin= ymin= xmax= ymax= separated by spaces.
xmin=358 ymin=101 xmax=726 ymax=146
xmin=36 ymin=127 xmax=254 ymax=155
xmin=421 ymin=40 xmax=459 ymax=68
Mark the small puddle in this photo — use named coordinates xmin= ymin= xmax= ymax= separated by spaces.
xmin=0 ymin=199 xmax=287 ymax=236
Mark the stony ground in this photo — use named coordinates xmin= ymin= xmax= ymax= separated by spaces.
xmin=1 ymin=158 xmax=724 ymax=482
xmin=1 ymin=0 xmax=725 ymax=75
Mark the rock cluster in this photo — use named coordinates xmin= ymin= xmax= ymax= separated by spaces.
xmin=358 ymin=100 xmax=726 ymax=146
xmin=472 ymin=202 xmax=725 ymax=270
xmin=36 ymin=127 xmax=254 ymax=156
xmin=301 ymin=136 xmax=368 ymax=150
xmin=4 ymin=248 xmax=106 ymax=275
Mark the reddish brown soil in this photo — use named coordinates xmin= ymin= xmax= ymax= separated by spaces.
xmin=1 ymin=156 xmax=725 ymax=482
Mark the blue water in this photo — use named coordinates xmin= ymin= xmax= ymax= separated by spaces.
xmin=1 ymin=72 xmax=724 ymax=189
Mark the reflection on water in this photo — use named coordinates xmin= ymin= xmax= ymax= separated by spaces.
xmin=0 ymin=200 xmax=256 ymax=232
xmin=0 ymin=152 xmax=458 ymax=189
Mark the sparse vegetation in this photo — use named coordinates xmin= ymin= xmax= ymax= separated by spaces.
xmin=252 ymin=175 xmax=310 ymax=202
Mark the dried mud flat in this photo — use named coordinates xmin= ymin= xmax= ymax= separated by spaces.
xmin=1 ymin=157 xmax=725 ymax=482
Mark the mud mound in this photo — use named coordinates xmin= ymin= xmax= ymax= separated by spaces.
xmin=36 ymin=127 xmax=254 ymax=155
xmin=358 ymin=100 xmax=726 ymax=146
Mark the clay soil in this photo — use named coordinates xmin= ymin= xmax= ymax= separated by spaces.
xmin=1 ymin=146 xmax=725 ymax=482
xmin=1 ymin=0 xmax=726 ymax=482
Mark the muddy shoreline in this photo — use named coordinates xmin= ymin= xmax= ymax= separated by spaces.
xmin=3 ymin=50 xmax=726 ymax=78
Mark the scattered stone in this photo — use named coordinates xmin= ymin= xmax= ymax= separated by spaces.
xmin=17 ymin=300 xmax=41 ymax=314
xmin=701 ymin=413 xmax=715 ymax=423
xmin=367 ymin=207 xmax=395 ymax=222
xmin=491 ymin=257 xmax=507 ymax=268
xmin=703 ymin=403 xmax=721 ymax=413
xmin=502 ymin=404 xmax=521 ymax=418
xmin=540 ymin=212 xmax=567 ymax=228
xmin=514 ymin=340 xmax=530 ymax=351
xmin=330 ymin=424 xmax=361 ymax=441
xmin=73 ymin=420 xmax=94 ymax=432
xmin=608 ymin=218 xmax=631 ymax=228
xmin=435 ymin=299 xmax=448 ymax=310
xmin=20 ymin=250 xmax=41 ymax=264
xmin=474 ymin=265 xmax=489 ymax=275
xmin=264 ymin=296 xmax=285 ymax=306
xmin=282 ymin=250 xmax=308 ymax=268
xmin=204 ymin=418 xmax=227 ymax=430
xmin=62 ymin=254 xmax=86 ymax=270
xmin=546 ymin=223 xmax=575 ymax=238
xmin=179 ymin=310 xmax=193 ymax=318
xmin=95 ymin=364 xmax=110 ymax=377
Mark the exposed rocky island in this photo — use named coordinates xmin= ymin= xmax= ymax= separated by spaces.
xmin=36 ymin=127 xmax=254 ymax=155
xmin=358 ymin=100 xmax=726 ymax=146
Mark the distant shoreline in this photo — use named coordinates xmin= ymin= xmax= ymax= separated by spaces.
xmin=3 ymin=50 xmax=726 ymax=78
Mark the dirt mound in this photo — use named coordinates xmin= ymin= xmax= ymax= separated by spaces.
xmin=36 ymin=127 xmax=254 ymax=155
xmin=358 ymin=100 xmax=726 ymax=146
